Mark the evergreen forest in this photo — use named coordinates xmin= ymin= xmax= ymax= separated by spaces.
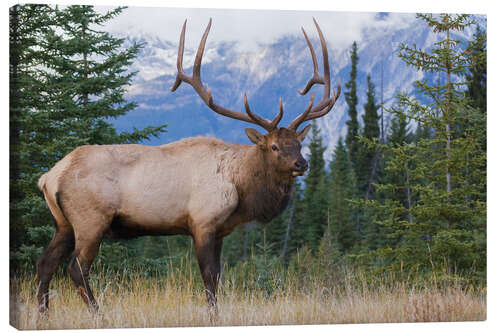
xmin=10 ymin=6 xmax=486 ymax=292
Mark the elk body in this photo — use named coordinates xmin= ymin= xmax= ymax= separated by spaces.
xmin=36 ymin=18 xmax=340 ymax=319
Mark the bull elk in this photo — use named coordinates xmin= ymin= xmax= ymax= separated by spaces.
xmin=35 ymin=18 xmax=340 ymax=319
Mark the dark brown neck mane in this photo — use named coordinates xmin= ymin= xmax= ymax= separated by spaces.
xmin=231 ymin=145 xmax=294 ymax=223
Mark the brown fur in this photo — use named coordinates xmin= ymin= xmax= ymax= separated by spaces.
xmin=36 ymin=17 xmax=340 ymax=320
xmin=35 ymin=127 xmax=309 ymax=316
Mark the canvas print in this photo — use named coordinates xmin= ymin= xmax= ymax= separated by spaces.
xmin=9 ymin=4 xmax=486 ymax=329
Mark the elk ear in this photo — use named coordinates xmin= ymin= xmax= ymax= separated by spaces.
xmin=296 ymin=124 xmax=312 ymax=142
xmin=245 ymin=128 xmax=266 ymax=146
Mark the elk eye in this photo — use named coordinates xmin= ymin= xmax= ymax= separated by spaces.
xmin=271 ymin=144 xmax=279 ymax=151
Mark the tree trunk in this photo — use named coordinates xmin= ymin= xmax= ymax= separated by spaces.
xmin=465 ymin=151 xmax=470 ymax=204
xmin=9 ymin=4 xmax=23 ymax=251
xmin=445 ymin=23 xmax=452 ymax=228
xmin=405 ymin=159 xmax=413 ymax=223
xmin=82 ymin=27 xmax=89 ymax=108
xmin=380 ymin=58 xmax=385 ymax=143
xmin=10 ymin=5 xmax=20 ymax=186
xmin=241 ymin=224 xmax=250 ymax=260
xmin=364 ymin=150 xmax=380 ymax=200
xmin=281 ymin=197 xmax=296 ymax=259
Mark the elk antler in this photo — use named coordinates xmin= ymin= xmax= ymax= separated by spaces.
xmin=288 ymin=18 xmax=341 ymax=131
xmin=171 ymin=19 xmax=283 ymax=133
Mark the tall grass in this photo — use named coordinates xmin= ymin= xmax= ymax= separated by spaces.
xmin=10 ymin=251 xmax=486 ymax=329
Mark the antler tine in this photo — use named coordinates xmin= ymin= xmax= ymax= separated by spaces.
xmin=193 ymin=18 xmax=212 ymax=80
xmin=297 ymin=28 xmax=323 ymax=95
xmin=288 ymin=18 xmax=341 ymax=130
xmin=171 ymin=19 xmax=188 ymax=92
xmin=243 ymin=94 xmax=273 ymax=132
xmin=303 ymin=79 xmax=341 ymax=121
xmin=170 ymin=19 xmax=283 ymax=132
xmin=288 ymin=93 xmax=315 ymax=131
xmin=292 ymin=79 xmax=341 ymax=126
xmin=314 ymin=17 xmax=331 ymax=101
xmin=271 ymin=98 xmax=284 ymax=129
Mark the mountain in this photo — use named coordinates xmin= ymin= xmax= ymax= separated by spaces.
xmin=112 ymin=14 xmax=486 ymax=159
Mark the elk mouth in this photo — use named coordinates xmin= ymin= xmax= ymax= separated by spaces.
xmin=291 ymin=160 xmax=308 ymax=177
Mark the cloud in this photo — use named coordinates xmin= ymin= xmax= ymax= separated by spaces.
xmin=98 ymin=6 xmax=417 ymax=51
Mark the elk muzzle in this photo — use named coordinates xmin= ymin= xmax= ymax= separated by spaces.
xmin=292 ymin=158 xmax=308 ymax=177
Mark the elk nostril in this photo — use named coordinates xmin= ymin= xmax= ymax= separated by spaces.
xmin=295 ymin=160 xmax=308 ymax=171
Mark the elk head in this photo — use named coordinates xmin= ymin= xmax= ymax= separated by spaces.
xmin=171 ymin=18 xmax=341 ymax=178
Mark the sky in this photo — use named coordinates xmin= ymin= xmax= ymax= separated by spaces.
xmin=98 ymin=6 xmax=417 ymax=52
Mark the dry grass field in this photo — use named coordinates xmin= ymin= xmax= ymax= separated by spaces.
xmin=10 ymin=270 xmax=486 ymax=330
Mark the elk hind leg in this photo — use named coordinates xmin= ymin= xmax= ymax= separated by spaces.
xmin=36 ymin=224 xmax=75 ymax=313
xmin=67 ymin=212 xmax=110 ymax=312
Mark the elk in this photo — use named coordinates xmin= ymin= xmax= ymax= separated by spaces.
xmin=35 ymin=18 xmax=340 ymax=319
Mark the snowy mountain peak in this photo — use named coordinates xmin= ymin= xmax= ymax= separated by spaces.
xmin=114 ymin=14 xmax=485 ymax=158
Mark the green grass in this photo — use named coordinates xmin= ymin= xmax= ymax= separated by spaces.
xmin=10 ymin=259 xmax=486 ymax=329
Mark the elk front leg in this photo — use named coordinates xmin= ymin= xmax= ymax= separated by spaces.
xmin=193 ymin=233 xmax=223 ymax=323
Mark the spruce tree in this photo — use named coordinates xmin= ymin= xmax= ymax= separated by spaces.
xmin=280 ymin=179 xmax=302 ymax=260
xmin=465 ymin=25 xmax=486 ymax=113
xmin=362 ymin=14 xmax=486 ymax=276
xmin=46 ymin=5 xmax=166 ymax=147
xmin=388 ymin=108 xmax=412 ymax=146
xmin=343 ymin=41 xmax=364 ymax=243
xmin=357 ymin=101 xmax=415 ymax=250
xmin=10 ymin=5 xmax=167 ymax=271
xmin=463 ymin=25 xmax=486 ymax=157
xmin=357 ymin=75 xmax=383 ymax=249
xmin=415 ymin=121 xmax=431 ymax=141
xmin=397 ymin=13 xmax=482 ymax=228
xmin=328 ymin=138 xmax=357 ymax=252
xmin=358 ymin=75 xmax=380 ymax=198
xmin=345 ymin=42 xmax=360 ymax=165
xmin=296 ymin=121 xmax=328 ymax=249
xmin=383 ymin=106 xmax=413 ymax=222
xmin=10 ymin=4 xmax=59 ymax=261
xmin=460 ymin=24 xmax=487 ymax=213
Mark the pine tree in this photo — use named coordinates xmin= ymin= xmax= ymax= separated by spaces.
xmin=280 ymin=179 xmax=302 ymax=260
xmin=388 ymin=108 xmax=412 ymax=147
xmin=358 ymin=75 xmax=380 ymax=198
xmin=463 ymin=25 xmax=486 ymax=156
xmin=343 ymin=41 xmax=364 ymax=243
xmin=46 ymin=5 xmax=166 ymax=148
xmin=362 ymin=14 xmax=486 ymax=276
xmin=10 ymin=5 xmax=59 ymax=260
xmin=345 ymin=42 xmax=360 ymax=165
xmin=461 ymin=24 xmax=486 ymax=220
xmin=10 ymin=5 xmax=167 ymax=271
xmin=328 ymin=138 xmax=357 ymax=252
xmin=383 ymin=105 xmax=413 ymax=222
xmin=465 ymin=25 xmax=486 ymax=113
xmin=357 ymin=101 xmax=415 ymax=250
xmin=357 ymin=75 xmax=384 ymax=249
xmin=295 ymin=121 xmax=328 ymax=249
xmin=397 ymin=13 xmax=482 ymax=228
xmin=415 ymin=121 xmax=431 ymax=141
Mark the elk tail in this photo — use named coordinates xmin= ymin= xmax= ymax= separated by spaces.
xmin=38 ymin=173 xmax=48 ymax=192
